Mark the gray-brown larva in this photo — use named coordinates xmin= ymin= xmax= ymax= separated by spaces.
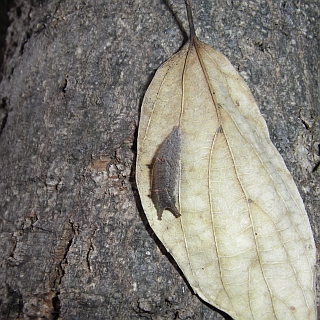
xmin=151 ymin=126 xmax=181 ymax=220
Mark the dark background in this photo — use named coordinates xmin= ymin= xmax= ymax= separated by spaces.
xmin=0 ymin=0 xmax=319 ymax=319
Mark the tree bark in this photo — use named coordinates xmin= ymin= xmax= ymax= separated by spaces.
xmin=0 ymin=0 xmax=318 ymax=319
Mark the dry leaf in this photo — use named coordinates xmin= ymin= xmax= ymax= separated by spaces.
xmin=136 ymin=1 xmax=316 ymax=319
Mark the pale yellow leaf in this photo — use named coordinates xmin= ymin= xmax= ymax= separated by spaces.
xmin=136 ymin=7 xmax=316 ymax=320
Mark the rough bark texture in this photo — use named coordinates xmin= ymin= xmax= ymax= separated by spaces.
xmin=0 ymin=0 xmax=318 ymax=319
